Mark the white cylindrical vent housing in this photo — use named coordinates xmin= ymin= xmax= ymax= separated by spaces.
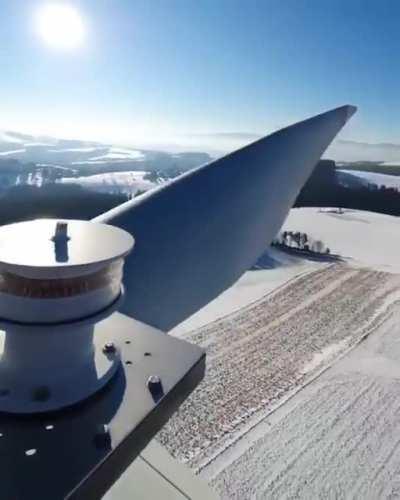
xmin=0 ymin=219 xmax=134 ymax=413
xmin=0 ymin=219 xmax=134 ymax=323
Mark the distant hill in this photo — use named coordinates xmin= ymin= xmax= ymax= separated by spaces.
xmin=326 ymin=139 xmax=400 ymax=163
xmin=337 ymin=169 xmax=400 ymax=190
xmin=336 ymin=161 xmax=400 ymax=176
xmin=0 ymin=129 xmax=212 ymax=175
xmin=296 ymin=159 xmax=400 ymax=216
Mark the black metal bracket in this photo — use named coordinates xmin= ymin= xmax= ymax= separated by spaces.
xmin=0 ymin=312 xmax=205 ymax=500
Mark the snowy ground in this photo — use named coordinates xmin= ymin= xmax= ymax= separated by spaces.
xmin=58 ymin=171 xmax=157 ymax=195
xmin=338 ymin=168 xmax=400 ymax=190
xmin=73 ymin=146 xmax=144 ymax=164
xmin=174 ymin=207 xmax=400 ymax=336
xmin=284 ymin=207 xmax=400 ymax=272
xmin=208 ymin=302 xmax=400 ymax=499
xmin=171 ymin=248 xmax=324 ymax=335
xmin=158 ymin=207 xmax=400 ymax=498
xmin=160 ymin=265 xmax=400 ymax=469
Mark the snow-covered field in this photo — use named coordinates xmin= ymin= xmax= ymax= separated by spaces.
xmin=209 ymin=302 xmax=400 ymax=499
xmin=159 ymin=207 xmax=400 ymax=498
xmin=0 ymin=129 xmax=212 ymax=170
xmin=0 ymin=130 xmax=146 ymax=165
xmin=171 ymin=248 xmax=324 ymax=335
xmin=160 ymin=265 xmax=400 ymax=468
xmin=338 ymin=168 xmax=400 ymax=190
xmin=70 ymin=146 xmax=145 ymax=164
xmin=58 ymin=171 xmax=158 ymax=195
xmin=174 ymin=207 xmax=400 ymax=336
xmin=284 ymin=207 xmax=400 ymax=272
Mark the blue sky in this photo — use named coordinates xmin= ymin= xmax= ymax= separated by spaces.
xmin=0 ymin=0 xmax=398 ymax=151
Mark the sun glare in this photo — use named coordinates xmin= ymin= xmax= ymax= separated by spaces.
xmin=36 ymin=4 xmax=86 ymax=50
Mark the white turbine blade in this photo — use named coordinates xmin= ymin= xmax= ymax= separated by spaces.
xmin=94 ymin=105 xmax=356 ymax=330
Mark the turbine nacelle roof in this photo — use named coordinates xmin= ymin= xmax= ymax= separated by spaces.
xmin=0 ymin=219 xmax=134 ymax=279
xmin=0 ymin=219 xmax=134 ymax=323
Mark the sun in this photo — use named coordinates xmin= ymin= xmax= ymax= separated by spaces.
xmin=35 ymin=4 xmax=86 ymax=50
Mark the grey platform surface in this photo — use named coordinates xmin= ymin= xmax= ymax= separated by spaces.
xmin=104 ymin=440 xmax=218 ymax=500
xmin=0 ymin=313 xmax=205 ymax=500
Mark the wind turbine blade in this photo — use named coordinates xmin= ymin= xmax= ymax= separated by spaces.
xmin=94 ymin=105 xmax=356 ymax=331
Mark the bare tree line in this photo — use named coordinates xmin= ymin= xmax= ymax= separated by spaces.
xmin=272 ymin=231 xmax=330 ymax=255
